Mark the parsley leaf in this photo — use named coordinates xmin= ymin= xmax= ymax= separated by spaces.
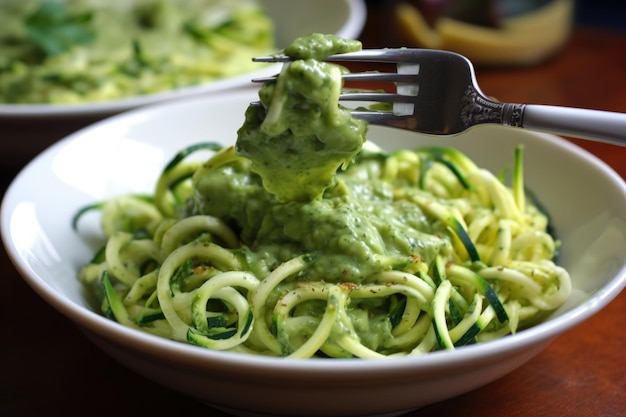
xmin=24 ymin=1 xmax=95 ymax=57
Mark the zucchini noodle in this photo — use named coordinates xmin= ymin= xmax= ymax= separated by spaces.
xmin=75 ymin=141 xmax=571 ymax=358
xmin=74 ymin=33 xmax=571 ymax=359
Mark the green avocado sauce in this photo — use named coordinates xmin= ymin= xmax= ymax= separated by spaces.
xmin=185 ymin=34 xmax=452 ymax=282
xmin=236 ymin=34 xmax=365 ymax=202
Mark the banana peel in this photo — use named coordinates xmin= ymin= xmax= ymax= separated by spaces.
xmin=395 ymin=0 xmax=574 ymax=66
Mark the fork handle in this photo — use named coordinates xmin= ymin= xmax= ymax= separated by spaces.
xmin=521 ymin=105 xmax=626 ymax=146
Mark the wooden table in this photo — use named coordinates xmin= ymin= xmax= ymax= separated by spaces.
xmin=1 ymin=27 xmax=625 ymax=417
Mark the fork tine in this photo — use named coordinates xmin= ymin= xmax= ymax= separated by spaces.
xmin=343 ymin=73 xmax=418 ymax=83
xmin=250 ymin=76 xmax=277 ymax=83
xmin=249 ymin=101 xmax=412 ymax=129
xmin=351 ymin=110 xmax=418 ymax=130
xmin=250 ymin=90 xmax=418 ymax=104
xmin=252 ymin=49 xmax=431 ymax=64
xmin=252 ymin=72 xmax=418 ymax=84
xmin=350 ymin=110 xmax=396 ymax=123
xmin=339 ymin=92 xmax=416 ymax=104
xmin=252 ymin=55 xmax=292 ymax=63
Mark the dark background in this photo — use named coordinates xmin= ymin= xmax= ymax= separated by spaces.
xmin=575 ymin=0 xmax=626 ymax=31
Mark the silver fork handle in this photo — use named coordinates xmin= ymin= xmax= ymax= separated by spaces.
xmin=520 ymin=105 xmax=626 ymax=146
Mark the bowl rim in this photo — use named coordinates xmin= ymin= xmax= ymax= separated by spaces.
xmin=2 ymin=89 xmax=626 ymax=377
xmin=6 ymin=236 xmax=625 ymax=378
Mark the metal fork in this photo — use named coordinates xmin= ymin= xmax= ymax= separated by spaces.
xmin=252 ymin=49 xmax=626 ymax=146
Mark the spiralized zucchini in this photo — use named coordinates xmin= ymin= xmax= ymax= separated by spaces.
xmin=75 ymin=141 xmax=571 ymax=358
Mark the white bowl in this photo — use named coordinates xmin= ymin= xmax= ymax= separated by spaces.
xmin=0 ymin=0 xmax=366 ymax=168
xmin=3 ymin=89 xmax=626 ymax=417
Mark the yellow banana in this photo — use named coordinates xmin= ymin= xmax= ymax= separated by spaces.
xmin=394 ymin=0 xmax=574 ymax=66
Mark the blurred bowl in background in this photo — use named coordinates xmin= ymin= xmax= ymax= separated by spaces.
xmin=0 ymin=0 xmax=366 ymax=171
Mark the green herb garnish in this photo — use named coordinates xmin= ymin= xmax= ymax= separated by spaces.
xmin=25 ymin=1 xmax=95 ymax=56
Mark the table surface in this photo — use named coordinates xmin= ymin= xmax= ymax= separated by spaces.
xmin=1 ymin=26 xmax=625 ymax=417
